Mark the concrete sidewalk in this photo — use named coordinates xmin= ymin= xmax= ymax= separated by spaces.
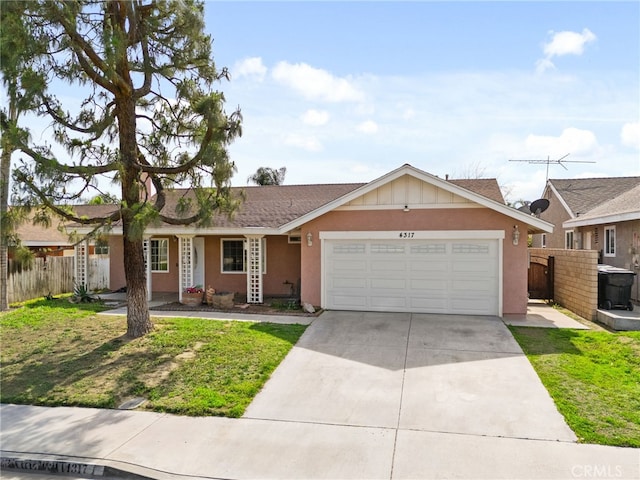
xmin=1 ymin=404 xmax=639 ymax=479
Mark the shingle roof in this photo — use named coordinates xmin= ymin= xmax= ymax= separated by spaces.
xmin=448 ymin=178 xmax=505 ymax=204
xmin=568 ymin=184 xmax=640 ymax=222
xmin=159 ymin=178 xmax=505 ymax=229
xmin=160 ymin=184 xmax=366 ymax=228
xmin=40 ymin=176 xmax=508 ymax=234
xmin=548 ymin=177 xmax=640 ymax=216
xmin=15 ymin=205 xmax=118 ymax=244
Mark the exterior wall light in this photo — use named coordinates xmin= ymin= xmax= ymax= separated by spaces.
xmin=306 ymin=232 xmax=313 ymax=247
xmin=512 ymin=225 xmax=520 ymax=246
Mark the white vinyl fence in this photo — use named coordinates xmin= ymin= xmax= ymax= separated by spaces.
xmin=7 ymin=255 xmax=110 ymax=304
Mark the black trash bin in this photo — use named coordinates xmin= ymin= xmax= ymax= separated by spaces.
xmin=597 ymin=265 xmax=636 ymax=311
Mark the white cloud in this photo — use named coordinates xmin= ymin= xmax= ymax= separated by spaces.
xmin=283 ymin=133 xmax=323 ymax=152
xmin=621 ymin=122 xmax=640 ymax=149
xmin=271 ymin=61 xmax=365 ymax=102
xmin=544 ymin=28 xmax=597 ymax=58
xmin=233 ymin=57 xmax=267 ymax=81
xmin=536 ymin=28 xmax=596 ymax=73
xmin=525 ymin=128 xmax=599 ymax=157
xmin=535 ymin=58 xmax=556 ymax=75
xmin=301 ymin=109 xmax=330 ymax=126
xmin=357 ymin=120 xmax=379 ymax=134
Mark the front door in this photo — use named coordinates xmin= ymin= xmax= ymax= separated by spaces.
xmin=193 ymin=237 xmax=205 ymax=287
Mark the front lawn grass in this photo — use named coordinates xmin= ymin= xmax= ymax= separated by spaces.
xmin=1 ymin=297 xmax=306 ymax=417
xmin=509 ymin=326 xmax=640 ymax=447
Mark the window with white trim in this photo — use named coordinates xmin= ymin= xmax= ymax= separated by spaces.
xmin=150 ymin=238 xmax=169 ymax=272
xmin=541 ymin=234 xmax=546 ymax=248
xmin=221 ymin=238 xmax=267 ymax=273
xmin=565 ymin=230 xmax=574 ymax=250
xmin=94 ymin=239 xmax=109 ymax=255
xmin=604 ymin=226 xmax=616 ymax=257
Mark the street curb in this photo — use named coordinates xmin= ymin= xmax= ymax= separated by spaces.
xmin=0 ymin=453 xmax=194 ymax=480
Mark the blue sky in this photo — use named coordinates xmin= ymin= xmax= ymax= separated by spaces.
xmin=203 ymin=1 xmax=640 ymax=202
xmin=4 ymin=1 xmax=638 ymax=204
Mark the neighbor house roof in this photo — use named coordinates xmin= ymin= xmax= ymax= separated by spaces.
xmin=546 ymin=177 xmax=640 ymax=219
xmin=15 ymin=205 xmax=118 ymax=246
xmin=563 ymin=184 xmax=640 ymax=228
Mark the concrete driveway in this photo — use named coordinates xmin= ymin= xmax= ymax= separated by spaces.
xmin=245 ymin=311 xmax=576 ymax=442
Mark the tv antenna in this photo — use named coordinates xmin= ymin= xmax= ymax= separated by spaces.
xmin=508 ymin=153 xmax=595 ymax=180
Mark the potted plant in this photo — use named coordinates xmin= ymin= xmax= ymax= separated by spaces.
xmin=181 ymin=285 xmax=204 ymax=306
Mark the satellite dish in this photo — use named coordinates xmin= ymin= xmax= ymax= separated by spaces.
xmin=517 ymin=205 xmax=532 ymax=215
xmin=530 ymin=198 xmax=550 ymax=216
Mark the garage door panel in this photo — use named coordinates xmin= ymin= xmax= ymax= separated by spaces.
xmin=332 ymin=277 xmax=368 ymax=289
xmin=410 ymin=260 xmax=448 ymax=273
xmin=452 ymin=261 xmax=495 ymax=274
xmin=371 ymin=278 xmax=406 ymax=289
xmin=451 ymin=279 xmax=496 ymax=293
xmin=332 ymin=294 xmax=367 ymax=308
xmin=371 ymin=260 xmax=406 ymax=272
xmin=409 ymin=278 xmax=447 ymax=291
xmin=409 ymin=296 xmax=448 ymax=311
xmin=451 ymin=296 xmax=494 ymax=313
xmin=371 ymin=296 xmax=408 ymax=309
xmin=332 ymin=260 xmax=367 ymax=271
xmin=325 ymin=237 xmax=499 ymax=315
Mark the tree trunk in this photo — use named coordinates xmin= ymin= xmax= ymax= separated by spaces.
xmin=0 ymin=100 xmax=15 ymax=311
xmin=0 ymin=144 xmax=10 ymax=311
xmin=117 ymin=57 xmax=153 ymax=337
xmin=123 ymin=228 xmax=153 ymax=337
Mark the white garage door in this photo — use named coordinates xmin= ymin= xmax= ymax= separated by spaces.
xmin=324 ymin=237 xmax=500 ymax=315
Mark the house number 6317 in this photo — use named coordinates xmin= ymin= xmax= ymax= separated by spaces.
xmin=399 ymin=232 xmax=415 ymax=238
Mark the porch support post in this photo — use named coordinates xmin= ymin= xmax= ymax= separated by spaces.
xmin=245 ymin=235 xmax=264 ymax=304
xmin=177 ymin=235 xmax=195 ymax=303
xmin=143 ymin=236 xmax=152 ymax=301
xmin=73 ymin=239 xmax=89 ymax=289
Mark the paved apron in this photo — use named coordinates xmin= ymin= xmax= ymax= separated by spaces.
xmin=244 ymin=311 xmax=576 ymax=441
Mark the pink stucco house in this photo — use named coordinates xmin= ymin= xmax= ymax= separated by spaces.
xmin=101 ymin=164 xmax=552 ymax=316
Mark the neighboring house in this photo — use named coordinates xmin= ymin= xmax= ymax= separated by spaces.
xmin=531 ymin=177 xmax=640 ymax=251
xmin=563 ymin=184 xmax=640 ymax=304
xmin=14 ymin=205 xmax=116 ymax=257
xmin=13 ymin=205 xmax=114 ymax=291
xmin=87 ymin=164 xmax=551 ymax=316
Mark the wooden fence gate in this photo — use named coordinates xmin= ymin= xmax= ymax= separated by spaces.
xmin=528 ymin=255 xmax=554 ymax=300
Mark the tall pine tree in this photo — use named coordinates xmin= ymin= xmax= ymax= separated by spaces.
xmin=1 ymin=1 xmax=242 ymax=336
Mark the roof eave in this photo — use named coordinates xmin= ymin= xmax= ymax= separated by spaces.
xmin=78 ymin=226 xmax=283 ymax=236
xmin=563 ymin=211 xmax=640 ymax=228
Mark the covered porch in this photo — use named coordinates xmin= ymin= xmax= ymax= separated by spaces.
xmin=89 ymin=232 xmax=302 ymax=304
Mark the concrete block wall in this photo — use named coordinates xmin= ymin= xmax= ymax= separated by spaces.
xmin=529 ymin=248 xmax=598 ymax=320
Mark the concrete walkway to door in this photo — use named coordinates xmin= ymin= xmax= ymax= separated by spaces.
xmin=245 ymin=311 xmax=576 ymax=441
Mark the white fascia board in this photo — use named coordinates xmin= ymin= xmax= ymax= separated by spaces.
xmin=563 ymin=211 xmax=640 ymax=228
xmin=21 ymin=241 xmax=73 ymax=247
xmin=280 ymin=164 xmax=554 ymax=233
xmin=547 ymin=181 xmax=575 ymax=218
xmin=320 ymin=230 xmax=506 ymax=240
xmin=75 ymin=226 xmax=282 ymax=236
